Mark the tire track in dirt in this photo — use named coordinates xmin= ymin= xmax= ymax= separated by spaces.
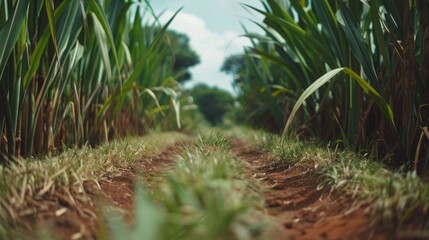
xmin=98 ymin=143 xmax=186 ymax=215
xmin=229 ymin=139 xmax=388 ymax=240
xmin=42 ymin=141 xmax=187 ymax=240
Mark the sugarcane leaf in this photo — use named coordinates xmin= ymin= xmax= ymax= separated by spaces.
xmin=124 ymin=7 xmax=182 ymax=87
xmin=23 ymin=0 xmax=71 ymax=88
xmin=153 ymin=85 xmax=182 ymax=128
xmin=91 ymin=12 xmax=112 ymax=81
xmin=369 ymin=0 xmax=391 ymax=70
xmin=282 ymin=67 xmax=395 ymax=138
xmin=86 ymin=0 xmax=120 ymax=72
xmin=336 ymin=2 xmax=380 ymax=90
xmin=0 ymin=0 xmax=29 ymax=80
xmin=44 ymin=0 xmax=59 ymax=57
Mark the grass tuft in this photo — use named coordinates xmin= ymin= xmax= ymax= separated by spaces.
xmin=228 ymin=126 xmax=429 ymax=232
xmin=0 ymin=132 xmax=190 ymax=239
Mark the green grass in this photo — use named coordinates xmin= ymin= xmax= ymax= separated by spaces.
xmin=326 ymin=157 xmax=429 ymax=230
xmin=0 ymin=131 xmax=191 ymax=239
xmin=227 ymin=126 xmax=429 ymax=233
xmin=103 ymin=132 xmax=267 ymax=240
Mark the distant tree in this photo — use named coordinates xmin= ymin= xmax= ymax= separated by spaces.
xmin=166 ymin=30 xmax=200 ymax=83
xmin=191 ymin=84 xmax=234 ymax=125
xmin=220 ymin=54 xmax=246 ymax=86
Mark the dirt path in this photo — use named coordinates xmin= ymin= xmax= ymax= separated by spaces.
xmin=230 ymin=139 xmax=389 ymax=240
xmin=42 ymin=142 xmax=187 ymax=240
xmin=16 ymin=136 xmax=396 ymax=239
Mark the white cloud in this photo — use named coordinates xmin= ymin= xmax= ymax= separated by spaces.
xmin=161 ymin=10 xmax=251 ymax=94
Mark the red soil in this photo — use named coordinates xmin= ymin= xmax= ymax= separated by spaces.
xmin=10 ymin=138 xmax=416 ymax=239
xmin=97 ymin=143 xmax=184 ymax=222
xmin=19 ymin=142 xmax=186 ymax=240
xmin=230 ymin=139 xmax=390 ymax=240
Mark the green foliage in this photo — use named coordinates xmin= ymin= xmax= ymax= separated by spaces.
xmin=0 ymin=0 xmax=198 ymax=162
xmin=282 ymin=67 xmax=395 ymax=138
xmin=235 ymin=0 xmax=429 ymax=175
xmin=176 ymin=91 xmax=211 ymax=133
xmin=221 ymin=54 xmax=247 ymax=86
xmin=191 ymin=84 xmax=235 ymax=126
xmin=166 ymin=30 xmax=200 ymax=83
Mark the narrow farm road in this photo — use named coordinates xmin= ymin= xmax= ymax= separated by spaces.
xmin=229 ymin=138 xmax=388 ymax=240
xmin=10 ymin=132 xmax=403 ymax=239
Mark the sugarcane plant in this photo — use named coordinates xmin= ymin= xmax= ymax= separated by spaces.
xmin=239 ymin=0 xmax=429 ymax=175
xmin=0 ymin=0 xmax=184 ymax=162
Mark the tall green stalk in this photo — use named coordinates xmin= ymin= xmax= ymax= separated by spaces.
xmin=239 ymin=0 xmax=429 ymax=175
xmin=0 ymin=0 xmax=184 ymax=162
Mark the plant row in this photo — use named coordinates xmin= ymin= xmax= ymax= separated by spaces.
xmin=228 ymin=0 xmax=429 ymax=175
xmin=0 ymin=0 xmax=191 ymax=162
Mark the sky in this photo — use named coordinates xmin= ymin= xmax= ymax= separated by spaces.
xmin=149 ymin=0 xmax=264 ymax=94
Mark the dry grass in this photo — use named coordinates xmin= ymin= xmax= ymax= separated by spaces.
xmin=227 ymin=126 xmax=429 ymax=235
xmin=0 ymin=132 xmax=190 ymax=238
